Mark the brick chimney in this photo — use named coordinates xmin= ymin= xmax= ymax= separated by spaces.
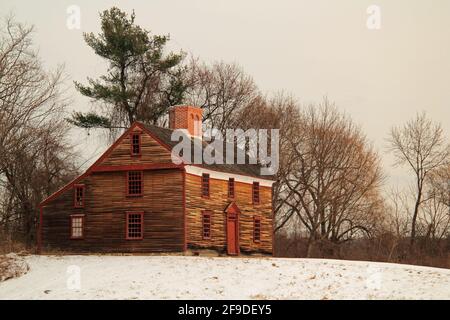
xmin=169 ymin=105 xmax=203 ymax=138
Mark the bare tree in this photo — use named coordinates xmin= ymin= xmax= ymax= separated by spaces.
xmin=383 ymin=188 xmax=413 ymax=261
xmin=420 ymin=192 xmax=450 ymax=241
xmin=185 ymin=59 xmax=259 ymax=132
xmin=0 ymin=16 xmax=64 ymax=162
xmin=231 ymin=93 xmax=303 ymax=236
xmin=419 ymin=165 xmax=450 ymax=241
xmin=0 ymin=16 xmax=78 ymax=247
xmin=388 ymin=113 xmax=450 ymax=245
xmin=385 ymin=188 xmax=412 ymax=239
xmin=277 ymin=99 xmax=384 ymax=256
xmin=428 ymin=165 xmax=450 ymax=209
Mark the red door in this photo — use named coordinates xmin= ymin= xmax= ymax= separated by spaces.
xmin=227 ymin=214 xmax=238 ymax=255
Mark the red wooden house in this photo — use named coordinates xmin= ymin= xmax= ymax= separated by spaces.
xmin=38 ymin=106 xmax=275 ymax=255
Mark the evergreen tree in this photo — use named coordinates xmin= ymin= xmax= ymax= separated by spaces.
xmin=69 ymin=7 xmax=186 ymax=131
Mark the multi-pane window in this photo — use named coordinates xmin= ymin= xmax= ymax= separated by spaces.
xmin=201 ymin=173 xmax=210 ymax=197
xmin=253 ymin=216 xmax=261 ymax=243
xmin=252 ymin=182 xmax=260 ymax=204
xmin=70 ymin=215 xmax=84 ymax=239
xmin=126 ymin=212 xmax=143 ymax=240
xmin=74 ymin=185 xmax=85 ymax=208
xmin=202 ymin=211 xmax=211 ymax=239
xmin=228 ymin=178 xmax=235 ymax=199
xmin=131 ymin=133 xmax=141 ymax=156
xmin=127 ymin=171 xmax=143 ymax=196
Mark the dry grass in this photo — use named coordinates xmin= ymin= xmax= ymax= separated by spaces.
xmin=0 ymin=253 xmax=29 ymax=282
xmin=275 ymin=235 xmax=450 ymax=269
xmin=0 ymin=238 xmax=30 ymax=255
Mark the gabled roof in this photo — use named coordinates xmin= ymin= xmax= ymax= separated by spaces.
xmin=224 ymin=202 xmax=241 ymax=214
xmin=141 ymin=123 xmax=276 ymax=180
xmin=40 ymin=123 xmax=141 ymax=206
xmin=40 ymin=121 xmax=275 ymax=207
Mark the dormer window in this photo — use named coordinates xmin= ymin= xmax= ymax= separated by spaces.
xmin=131 ymin=132 xmax=141 ymax=156
xmin=74 ymin=184 xmax=85 ymax=208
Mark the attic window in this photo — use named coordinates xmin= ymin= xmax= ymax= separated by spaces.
xmin=74 ymin=184 xmax=85 ymax=208
xmin=253 ymin=216 xmax=261 ymax=243
xmin=131 ymin=133 xmax=141 ymax=156
xmin=127 ymin=171 xmax=143 ymax=196
xmin=252 ymin=182 xmax=260 ymax=204
xmin=126 ymin=212 xmax=143 ymax=240
xmin=201 ymin=173 xmax=210 ymax=198
xmin=228 ymin=178 xmax=235 ymax=199
xmin=70 ymin=214 xmax=84 ymax=239
xmin=202 ymin=211 xmax=211 ymax=240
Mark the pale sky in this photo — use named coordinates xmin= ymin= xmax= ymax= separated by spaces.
xmin=1 ymin=0 xmax=449 ymax=188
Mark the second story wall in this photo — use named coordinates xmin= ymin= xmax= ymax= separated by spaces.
xmin=185 ymin=172 xmax=273 ymax=253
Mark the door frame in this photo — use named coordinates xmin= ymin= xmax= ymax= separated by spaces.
xmin=226 ymin=212 xmax=239 ymax=255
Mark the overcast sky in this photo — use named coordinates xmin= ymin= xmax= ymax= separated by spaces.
xmin=1 ymin=0 xmax=449 ymax=188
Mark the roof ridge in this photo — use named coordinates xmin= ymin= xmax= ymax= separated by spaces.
xmin=139 ymin=122 xmax=276 ymax=180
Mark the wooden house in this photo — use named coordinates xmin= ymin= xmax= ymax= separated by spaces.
xmin=37 ymin=106 xmax=275 ymax=255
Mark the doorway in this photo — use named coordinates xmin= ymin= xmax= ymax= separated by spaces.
xmin=226 ymin=213 xmax=239 ymax=255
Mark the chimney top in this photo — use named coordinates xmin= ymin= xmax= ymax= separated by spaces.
xmin=168 ymin=105 xmax=203 ymax=137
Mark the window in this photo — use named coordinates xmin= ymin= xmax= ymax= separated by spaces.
xmin=201 ymin=173 xmax=210 ymax=197
xmin=131 ymin=132 xmax=141 ymax=156
xmin=70 ymin=215 xmax=84 ymax=239
xmin=126 ymin=212 xmax=143 ymax=240
xmin=253 ymin=216 xmax=261 ymax=243
xmin=74 ymin=184 xmax=85 ymax=208
xmin=202 ymin=211 xmax=211 ymax=240
xmin=127 ymin=171 xmax=143 ymax=196
xmin=252 ymin=182 xmax=260 ymax=204
xmin=228 ymin=178 xmax=235 ymax=199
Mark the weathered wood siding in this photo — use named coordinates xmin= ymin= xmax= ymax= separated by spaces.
xmin=41 ymin=126 xmax=185 ymax=253
xmin=99 ymin=127 xmax=173 ymax=166
xmin=185 ymin=174 xmax=273 ymax=254
xmin=42 ymin=169 xmax=184 ymax=253
xmin=41 ymin=124 xmax=273 ymax=255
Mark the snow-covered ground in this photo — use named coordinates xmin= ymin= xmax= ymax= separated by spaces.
xmin=0 ymin=255 xmax=449 ymax=300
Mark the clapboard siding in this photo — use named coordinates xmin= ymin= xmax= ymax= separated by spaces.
xmin=41 ymin=169 xmax=184 ymax=253
xmin=185 ymin=174 xmax=273 ymax=254
xmin=40 ymin=122 xmax=274 ymax=255
xmin=99 ymin=127 xmax=173 ymax=166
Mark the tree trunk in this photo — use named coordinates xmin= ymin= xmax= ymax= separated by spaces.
xmin=410 ymin=184 xmax=422 ymax=246
xmin=22 ymin=201 xmax=35 ymax=248
xmin=306 ymin=234 xmax=316 ymax=258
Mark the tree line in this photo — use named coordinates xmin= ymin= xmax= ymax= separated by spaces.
xmin=0 ymin=16 xmax=78 ymax=248
xmin=1 ymin=8 xmax=448 ymax=267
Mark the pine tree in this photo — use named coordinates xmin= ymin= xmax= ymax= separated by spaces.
xmin=69 ymin=7 xmax=186 ymax=131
